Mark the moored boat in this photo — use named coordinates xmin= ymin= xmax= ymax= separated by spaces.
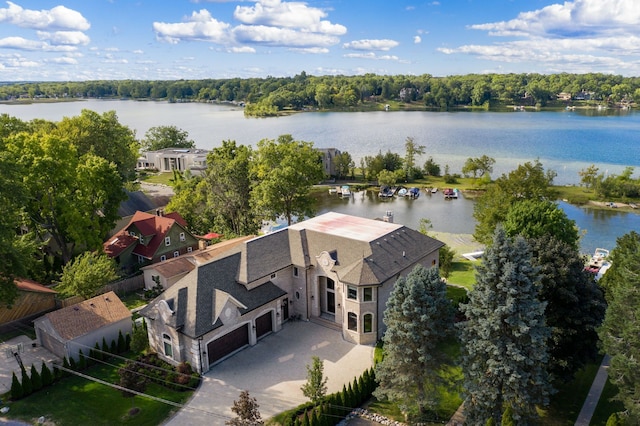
xmin=585 ymin=248 xmax=611 ymax=280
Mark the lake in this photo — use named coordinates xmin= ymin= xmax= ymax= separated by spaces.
xmin=1 ymin=99 xmax=639 ymax=254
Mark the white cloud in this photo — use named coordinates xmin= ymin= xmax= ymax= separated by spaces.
xmin=343 ymin=52 xmax=400 ymax=61
xmin=414 ymin=36 xmax=422 ymax=44
xmin=0 ymin=1 xmax=90 ymax=31
xmin=37 ymin=31 xmax=89 ymax=46
xmin=47 ymin=56 xmax=78 ymax=65
xmin=0 ymin=36 xmax=76 ymax=51
xmin=233 ymin=0 xmax=346 ymax=35
xmin=442 ymin=0 xmax=640 ymax=74
xmin=153 ymin=9 xmax=232 ymax=44
xmin=153 ymin=0 xmax=345 ymax=51
xmin=227 ymin=46 xmax=256 ymax=53
xmin=343 ymin=39 xmax=399 ymax=51
xmin=289 ymin=47 xmax=329 ymax=54
xmin=132 ymin=50 xmax=144 ymax=54
xmin=233 ymin=24 xmax=339 ymax=47
xmin=1 ymin=53 xmax=39 ymax=67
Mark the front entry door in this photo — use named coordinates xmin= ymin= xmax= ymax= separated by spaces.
xmin=326 ymin=278 xmax=335 ymax=314
xmin=282 ymin=298 xmax=289 ymax=320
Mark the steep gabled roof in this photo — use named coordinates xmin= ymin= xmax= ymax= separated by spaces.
xmin=41 ymin=291 xmax=131 ymax=341
xmin=103 ymin=210 xmax=191 ymax=260
xmin=238 ymin=230 xmax=291 ymax=284
xmin=140 ymin=253 xmax=286 ymax=338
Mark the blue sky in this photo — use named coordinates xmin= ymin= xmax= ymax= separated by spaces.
xmin=0 ymin=0 xmax=639 ymax=81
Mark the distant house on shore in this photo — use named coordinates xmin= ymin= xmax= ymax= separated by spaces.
xmin=137 ymin=148 xmax=209 ymax=176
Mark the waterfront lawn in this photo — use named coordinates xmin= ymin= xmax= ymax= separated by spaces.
xmin=138 ymin=171 xmax=175 ymax=186
xmin=4 ymin=358 xmax=193 ymax=426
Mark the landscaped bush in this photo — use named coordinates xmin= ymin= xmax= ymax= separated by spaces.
xmin=131 ymin=353 xmax=200 ymax=391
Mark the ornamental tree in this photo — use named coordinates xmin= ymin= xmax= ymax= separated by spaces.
xmin=57 ymin=251 xmax=119 ymax=299
xmin=226 ymin=390 xmax=263 ymax=426
xmin=460 ymin=227 xmax=552 ymax=425
xmin=301 ymin=356 xmax=328 ymax=404
xmin=375 ymin=264 xmax=454 ymax=416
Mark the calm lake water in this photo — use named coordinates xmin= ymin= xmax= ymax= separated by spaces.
xmin=1 ymin=99 xmax=639 ymax=254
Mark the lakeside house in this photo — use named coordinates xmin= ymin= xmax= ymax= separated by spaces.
xmin=140 ymin=212 xmax=443 ymax=373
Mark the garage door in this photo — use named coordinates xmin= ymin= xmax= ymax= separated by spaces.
xmin=255 ymin=312 xmax=273 ymax=339
xmin=207 ymin=324 xmax=249 ymax=366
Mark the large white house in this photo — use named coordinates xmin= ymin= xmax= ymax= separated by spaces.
xmin=140 ymin=212 xmax=443 ymax=373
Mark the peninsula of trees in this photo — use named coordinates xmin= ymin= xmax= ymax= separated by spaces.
xmin=2 ymin=72 xmax=639 ymax=115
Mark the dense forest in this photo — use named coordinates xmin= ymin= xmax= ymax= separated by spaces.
xmin=2 ymin=72 xmax=639 ymax=115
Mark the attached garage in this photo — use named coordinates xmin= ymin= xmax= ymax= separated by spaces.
xmin=207 ymin=323 xmax=249 ymax=366
xmin=255 ymin=311 xmax=273 ymax=339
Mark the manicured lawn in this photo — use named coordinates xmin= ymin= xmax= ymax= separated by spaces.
xmin=3 ymin=357 xmax=194 ymax=425
xmin=446 ymin=260 xmax=476 ymax=290
xmin=138 ymin=172 xmax=175 ymax=186
xmin=119 ymin=291 xmax=149 ymax=310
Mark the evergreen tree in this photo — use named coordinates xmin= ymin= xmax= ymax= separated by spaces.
xmin=110 ymin=339 xmax=117 ymax=354
xmin=40 ymin=362 xmax=52 ymax=387
xmin=30 ymin=364 xmax=42 ymax=391
xmin=69 ymin=356 xmax=77 ymax=371
xmin=94 ymin=342 xmax=103 ymax=361
xmin=10 ymin=371 xmax=23 ymax=400
xmin=125 ymin=332 xmax=132 ymax=351
xmin=118 ymin=330 xmax=126 ymax=353
xmin=528 ymin=235 xmax=606 ymax=382
xmin=62 ymin=357 xmax=71 ymax=377
xmin=501 ymin=405 xmax=516 ymax=426
xmin=102 ymin=337 xmax=109 ymax=355
xmin=300 ymin=356 xmax=328 ymax=404
xmin=21 ymin=367 xmax=32 ymax=396
xmin=599 ymin=232 xmax=640 ymax=421
xmin=131 ymin=323 xmax=149 ymax=354
xmin=78 ymin=350 xmax=87 ymax=370
xmin=225 ymin=390 xmax=263 ymax=426
xmin=459 ymin=227 xmax=552 ymax=425
xmin=374 ymin=264 xmax=454 ymax=414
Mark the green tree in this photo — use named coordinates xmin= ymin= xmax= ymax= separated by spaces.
xmin=474 ymin=160 xmax=557 ymax=245
xmin=226 ymin=390 xmax=263 ymax=425
xmin=165 ymin=175 xmax=213 ymax=235
xmin=57 ymin=252 xmax=118 ymax=299
xmin=54 ymin=109 xmax=139 ymax=182
xmin=140 ymin=125 xmax=195 ymax=152
xmin=10 ymin=371 xmax=23 ymax=400
xmin=203 ymin=140 xmax=258 ymax=236
xmin=578 ymin=164 xmax=600 ymax=190
xmin=7 ymin=132 xmax=125 ymax=265
xmin=528 ymin=236 xmax=606 ymax=382
xmin=423 ymin=156 xmax=441 ymax=177
xmin=301 ymin=356 xmax=328 ymax=404
xmin=599 ymin=232 xmax=640 ymax=422
xmin=334 ymin=151 xmax=354 ymax=179
xmin=40 ymin=361 xmax=53 ymax=387
xmin=131 ymin=321 xmax=149 ymax=354
xmin=404 ymin=136 xmax=425 ymax=180
xmin=460 ymin=227 xmax=552 ymax=425
xmin=30 ymin=364 xmax=42 ymax=391
xmin=503 ymin=199 xmax=580 ymax=250
xmin=251 ymin=135 xmax=324 ymax=225
xmin=375 ymin=264 xmax=454 ymax=416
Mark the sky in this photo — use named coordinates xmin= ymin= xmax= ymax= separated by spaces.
xmin=0 ymin=0 xmax=639 ymax=82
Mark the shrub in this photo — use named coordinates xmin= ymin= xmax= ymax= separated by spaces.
xmin=110 ymin=339 xmax=117 ymax=354
xmin=78 ymin=350 xmax=87 ymax=370
xmin=102 ymin=337 xmax=109 ymax=355
xmin=30 ymin=364 xmax=42 ymax=391
xmin=21 ymin=368 xmax=32 ymax=396
xmin=10 ymin=372 xmax=23 ymax=400
xmin=40 ymin=362 xmax=53 ymax=387
xmin=117 ymin=331 xmax=126 ymax=354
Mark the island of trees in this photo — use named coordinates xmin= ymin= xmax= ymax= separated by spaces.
xmin=2 ymin=72 xmax=639 ymax=116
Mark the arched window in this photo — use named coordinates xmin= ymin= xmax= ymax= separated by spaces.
xmin=347 ymin=312 xmax=357 ymax=331
xmin=363 ymin=313 xmax=373 ymax=333
xmin=162 ymin=333 xmax=173 ymax=358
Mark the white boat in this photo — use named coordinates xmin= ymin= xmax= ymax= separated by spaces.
xmin=397 ymin=188 xmax=408 ymax=197
xmin=586 ymin=248 xmax=610 ymax=280
xmin=340 ymin=185 xmax=351 ymax=197
xmin=431 ymin=187 xmax=438 ymax=194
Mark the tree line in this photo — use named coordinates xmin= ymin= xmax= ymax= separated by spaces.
xmin=3 ymin=71 xmax=640 ymax=114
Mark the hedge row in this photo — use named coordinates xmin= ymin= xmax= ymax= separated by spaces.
xmin=282 ymin=367 xmax=377 ymax=426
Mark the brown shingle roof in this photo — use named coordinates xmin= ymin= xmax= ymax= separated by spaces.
xmin=45 ymin=291 xmax=131 ymax=340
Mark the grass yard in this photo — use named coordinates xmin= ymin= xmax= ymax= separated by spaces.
xmin=3 ymin=357 xmax=194 ymax=426
xmin=138 ymin=171 xmax=175 ymax=186
xmin=446 ymin=260 xmax=476 ymax=290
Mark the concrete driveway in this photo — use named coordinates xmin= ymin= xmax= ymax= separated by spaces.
xmin=0 ymin=335 xmax=60 ymax=395
xmin=164 ymin=321 xmax=375 ymax=426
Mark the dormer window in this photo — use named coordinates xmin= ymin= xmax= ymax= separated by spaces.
xmin=165 ymin=236 xmax=171 ymax=246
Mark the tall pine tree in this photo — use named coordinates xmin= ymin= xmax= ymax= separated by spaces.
xmin=374 ymin=264 xmax=454 ymax=416
xmin=459 ymin=227 xmax=552 ymax=425
xmin=599 ymin=232 xmax=640 ymax=422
